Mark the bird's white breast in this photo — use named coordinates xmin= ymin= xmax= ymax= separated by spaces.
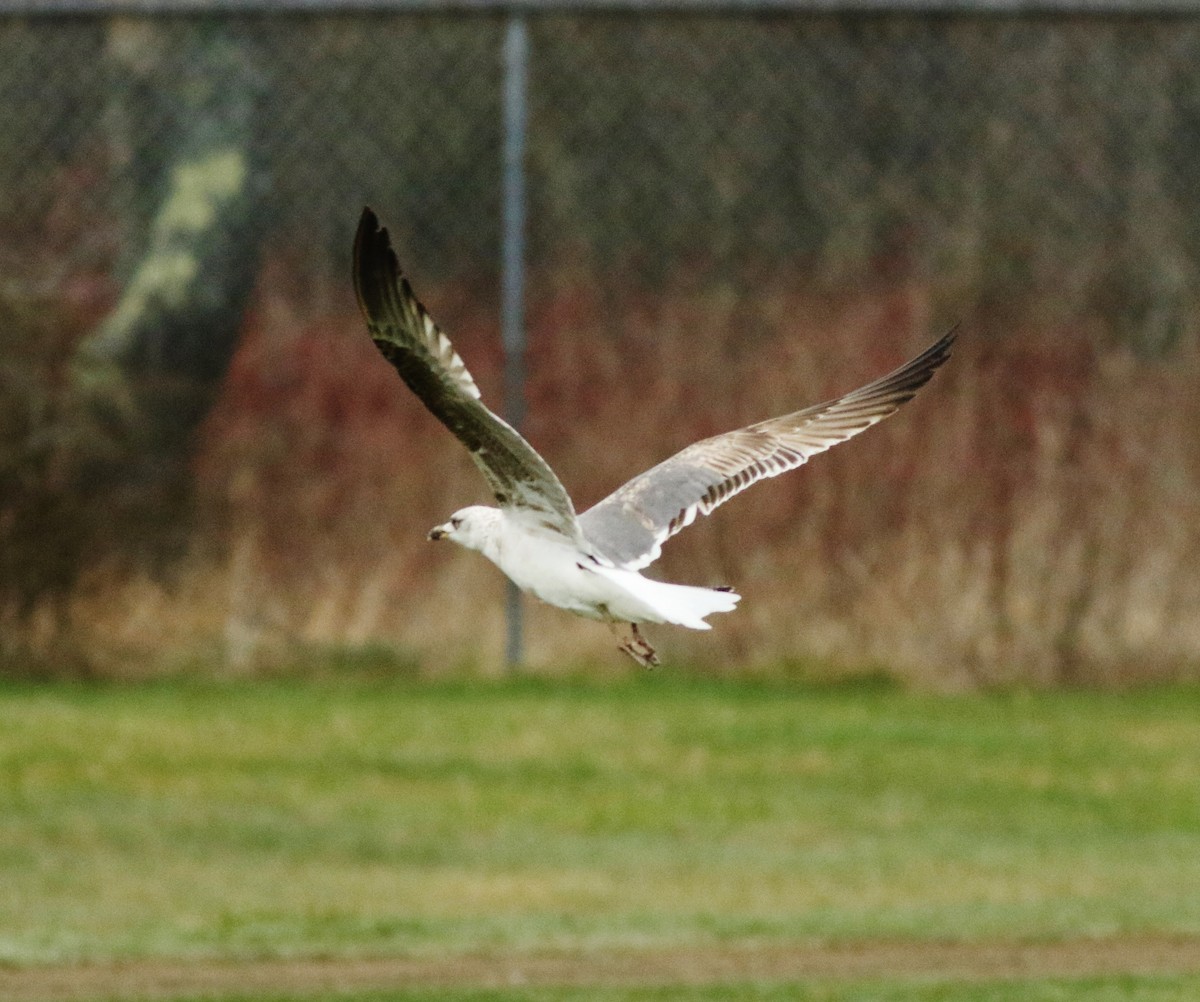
xmin=480 ymin=514 xmax=613 ymax=620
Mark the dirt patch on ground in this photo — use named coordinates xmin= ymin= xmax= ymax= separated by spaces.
xmin=5 ymin=935 xmax=1200 ymax=1000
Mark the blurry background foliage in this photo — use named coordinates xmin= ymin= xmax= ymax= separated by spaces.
xmin=2 ymin=8 xmax=1200 ymax=684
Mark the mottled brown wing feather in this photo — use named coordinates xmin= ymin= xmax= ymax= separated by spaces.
xmin=579 ymin=329 xmax=956 ymax=569
xmin=353 ymin=208 xmax=579 ymax=533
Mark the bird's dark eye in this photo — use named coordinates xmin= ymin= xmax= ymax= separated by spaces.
xmin=451 ymin=517 xmax=462 ymax=529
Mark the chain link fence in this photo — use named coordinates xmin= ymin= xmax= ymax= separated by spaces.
xmin=6 ymin=12 xmax=1200 ymax=319
xmin=4 ymin=6 xmax=1200 ymax=680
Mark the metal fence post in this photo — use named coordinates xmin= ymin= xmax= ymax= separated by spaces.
xmin=501 ymin=12 xmax=529 ymax=670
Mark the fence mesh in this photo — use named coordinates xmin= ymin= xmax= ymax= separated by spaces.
xmin=7 ymin=15 xmax=1200 ymax=318
xmin=4 ymin=10 xmax=1200 ymax=681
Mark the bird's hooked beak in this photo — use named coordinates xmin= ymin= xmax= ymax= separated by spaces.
xmin=428 ymin=523 xmax=449 ymax=541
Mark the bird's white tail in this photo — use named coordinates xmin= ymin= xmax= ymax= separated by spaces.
xmin=591 ymin=565 xmax=740 ymax=630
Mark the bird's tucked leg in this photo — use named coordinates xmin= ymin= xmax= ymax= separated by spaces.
xmin=617 ymin=622 xmax=659 ymax=668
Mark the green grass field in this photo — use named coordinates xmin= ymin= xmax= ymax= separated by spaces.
xmin=3 ymin=674 xmax=1200 ymax=1000
xmin=85 ymin=976 xmax=1200 ymax=1002
xmin=204 ymin=981 xmax=1200 ymax=1001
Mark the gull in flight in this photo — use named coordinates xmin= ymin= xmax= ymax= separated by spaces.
xmin=353 ymin=208 xmax=955 ymax=665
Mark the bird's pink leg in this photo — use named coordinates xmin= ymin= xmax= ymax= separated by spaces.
xmin=617 ymin=622 xmax=660 ymax=668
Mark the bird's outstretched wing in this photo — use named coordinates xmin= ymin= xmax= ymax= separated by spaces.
xmin=353 ymin=208 xmax=579 ymax=535
xmin=578 ymin=330 xmax=956 ymax=569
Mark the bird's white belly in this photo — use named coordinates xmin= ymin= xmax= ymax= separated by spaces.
xmin=471 ymin=511 xmax=738 ymax=630
xmin=490 ymin=532 xmax=637 ymax=621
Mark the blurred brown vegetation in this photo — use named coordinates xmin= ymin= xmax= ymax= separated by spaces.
xmin=10 ymin=256 xmax=1198 ymax=686
xmin=3 ymin=14 xmax=1200 ymax=684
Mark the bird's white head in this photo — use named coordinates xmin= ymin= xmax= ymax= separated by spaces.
xmin=427 ymin=505 xmax=501 ymax=553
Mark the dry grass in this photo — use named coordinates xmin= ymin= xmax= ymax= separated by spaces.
xmin=9 ymin=252 xmax=1197 ymax=685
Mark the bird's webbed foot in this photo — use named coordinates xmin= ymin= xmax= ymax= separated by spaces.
xmin=618 ymin=623 xmax=660 ymax=668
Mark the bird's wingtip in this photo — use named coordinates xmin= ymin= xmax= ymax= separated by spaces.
xmin=353 ymin=207 xmax=402 ymax=293
xmin=355 ymin=206 xmax=385 ymax=252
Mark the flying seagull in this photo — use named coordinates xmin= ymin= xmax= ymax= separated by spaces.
xmin=353 ymin=208 xmax=955 ymax=665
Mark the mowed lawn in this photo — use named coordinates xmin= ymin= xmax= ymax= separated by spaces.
xmin=3 ymin=673 xmax=1200 ymax=995
xmin=96 ymin=980 xmax=1200 ymax=1002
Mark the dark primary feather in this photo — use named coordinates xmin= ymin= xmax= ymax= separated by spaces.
xmin=353 ymin=208 xmax=579 ymax=533
xmin=579 ymin=329 xmax=956 ymax=569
